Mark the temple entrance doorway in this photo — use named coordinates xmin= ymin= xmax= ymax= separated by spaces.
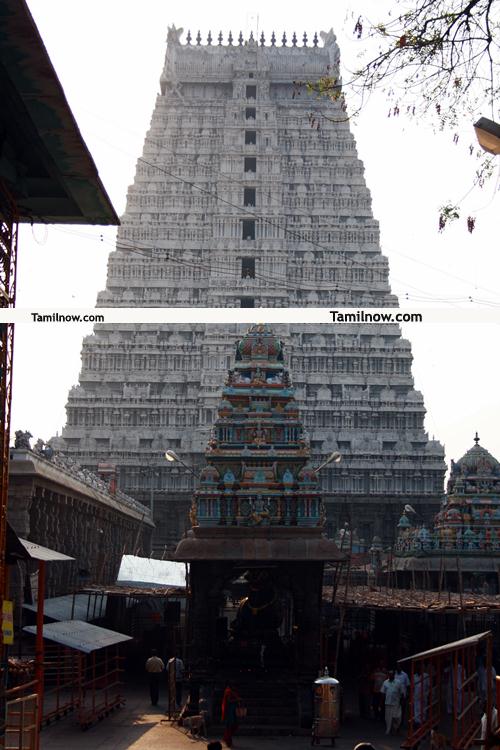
xmin=217 ymin=567 xmax=296 ymax=672
xmin=188 ymin=557 xmax=326 ymax=680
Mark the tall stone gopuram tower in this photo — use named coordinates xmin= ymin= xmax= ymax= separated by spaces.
xmin=60 ymin=28 xmax=445 ymax=550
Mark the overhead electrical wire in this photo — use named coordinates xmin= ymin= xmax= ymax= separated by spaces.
xmin=44 ymin=125 xmax=500 ymax=307
xmin=52 ymin=225 xmax=500 ymax=308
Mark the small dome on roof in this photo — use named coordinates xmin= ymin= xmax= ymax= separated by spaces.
xmin=454 ymin=434 xmax=500 ymax=475
xmin=223 ymin=469 xmax=235 ymax=485
xmin=397 ymin=513 xmax=411 ymax=529
xmin=200 ymin=465 xmax=219 ymax=483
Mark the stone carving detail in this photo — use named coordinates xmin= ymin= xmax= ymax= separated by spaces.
xmin=320 ymin=28 xmax=337 ymax=46
xmin=14 ymin=431 xmax=32 ymax=449
xmin=166 ymin=25 xmax=183 ymax=45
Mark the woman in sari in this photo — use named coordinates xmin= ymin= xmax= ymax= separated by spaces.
xmin=221 ymin=682 xmax=241 ymax=747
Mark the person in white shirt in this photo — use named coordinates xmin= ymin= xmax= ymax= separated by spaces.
xmin=381 ymin=671 xmax=404 ymax=735
xmin=480 ymin=700 xmax=499 ymax=741
xmin=145 ymin=649 xmax=164 ymax=706
xmin=478 ymin=660 xmax=497 ymax=700
xmin=167 ymin=655 xmax=185 ymax=707
xmin=395 ymin=667 xmax=410 ymax=725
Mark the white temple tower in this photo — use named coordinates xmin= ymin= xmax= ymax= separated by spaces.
xmin=60 ymin=28 xmax=445 ymax=550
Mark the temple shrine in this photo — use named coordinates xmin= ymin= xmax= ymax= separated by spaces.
xmin=174 ymin=324 xmax=342 ymax=727
xmin=394 ymin=434 xmax=500 ymax=592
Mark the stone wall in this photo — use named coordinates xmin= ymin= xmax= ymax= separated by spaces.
xmin=7 ymin=449 xmax=154 ymax=598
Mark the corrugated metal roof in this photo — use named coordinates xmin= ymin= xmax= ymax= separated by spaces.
xmin=117 ymin=554 xmax=187 ymax=587
xmin=23 ymin=620 xmax=132 ymax=653
xmin=23 ymin=593 xmax=107 ymax=622
xmin=18 ymin=538 xmax=74 ymax=562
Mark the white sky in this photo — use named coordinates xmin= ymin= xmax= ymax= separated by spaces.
xmin=11 ymin=0 xmax=500 ymax=469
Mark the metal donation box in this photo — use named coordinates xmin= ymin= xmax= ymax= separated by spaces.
xmin=312 ymin=668 xmax=340 ymax=745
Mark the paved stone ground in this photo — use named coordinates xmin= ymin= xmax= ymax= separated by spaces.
xmin=40 ymin=686 xmax=411 ymax=750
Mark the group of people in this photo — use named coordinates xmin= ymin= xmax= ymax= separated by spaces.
xmin=368 ymin=658 xmax=499 ymax=743
xmin=145 ymin=653 xmax=242 ymax=748
xmin=144 ymin=650 xmax=184 ymax=707
xmin=367 ymin=663 xmax=410 ymax=735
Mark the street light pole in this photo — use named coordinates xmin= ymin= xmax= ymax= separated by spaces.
xmin=164 ymin=450 xmax=199 ymax=478
xmin=313 ymin=451 xmax=342 ymax=473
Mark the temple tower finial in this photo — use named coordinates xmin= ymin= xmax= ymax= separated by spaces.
xmin=474 ymin=432 xmax=480 ymax=445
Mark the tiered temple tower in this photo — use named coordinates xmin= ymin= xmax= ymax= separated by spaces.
xmin=396 ymin=435 xmax=500 ymax=558
xmin=59 ymin=28 xmax=445 ymax=549
xmin=174 ymin=323 xmax=342 ymax=689
xmin=189 ymin=323 xmax=325 ymax=531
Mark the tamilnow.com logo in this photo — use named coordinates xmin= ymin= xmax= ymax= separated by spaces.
xmin=329 ymin=310 xmax=423 ymax=323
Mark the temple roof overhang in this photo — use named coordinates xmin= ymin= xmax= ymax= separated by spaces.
xmin=173 ymin=527 xmax=345 ymax=562
xmin=0 ymin=0 xmax=119 ymax=224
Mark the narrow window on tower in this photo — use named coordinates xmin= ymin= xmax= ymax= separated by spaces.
xmin=241 ymin=257 xmax=255 ymax=278
xmin=245 ymin=130 xmax=256 ymax=145
xmin=245 ymin=107 xmax=256 ymax=120
xmin=242 ymin=220 xmax=255 ymax=240
xmin=244 ymin=188 xmax=256 ymax=206
xmin=240 ymin=297 xmax=255 ymax=308
xmin=246 ymin=85 xmax=257 ymax=99
xmin=244 ymin=157 xmax=256 ymax=173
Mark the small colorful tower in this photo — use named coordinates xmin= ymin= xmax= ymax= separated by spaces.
xmin=191 ymin=323 xmax=324 ymax=529
xmin=394 ymin=435 xmax=500 ymax=591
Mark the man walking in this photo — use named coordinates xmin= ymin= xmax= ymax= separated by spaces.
xmin=167 ymin=654 xmax=185 ymax=708
xmin=145 ymin=649 xmax=164 ymax=706
xmin=395 ymin=665 xmax=410 ymax=725
xmin=370 ymin=662 xmax=388 ymax=721
xmin=381 ymin=670 xmax=404 ymax=735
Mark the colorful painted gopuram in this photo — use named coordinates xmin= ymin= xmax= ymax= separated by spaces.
xmin=394 ymin=435 xmax=500 ymax=590
xmin=190 ymin=322 xmax=324 ymax=530
xmin=174 ymin=324 xmax=342 ymax=684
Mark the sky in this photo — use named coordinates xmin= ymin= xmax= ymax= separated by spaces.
xmin=10 ymin=0 xmax=500 ymax=469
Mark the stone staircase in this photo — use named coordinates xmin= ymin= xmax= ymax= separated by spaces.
xmin=210 ymin=676 xmax=310 ymax=736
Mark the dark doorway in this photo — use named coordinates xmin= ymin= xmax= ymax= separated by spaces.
xmin=242 ymin=220 xmax=255 ymax=240
xmin=241 ymin=257 xmax=255 ymax=278
xmin=244 ymin=157 xmax=256 ymax=173
xmin=244 ymin=187 xmax=256 ymax=207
